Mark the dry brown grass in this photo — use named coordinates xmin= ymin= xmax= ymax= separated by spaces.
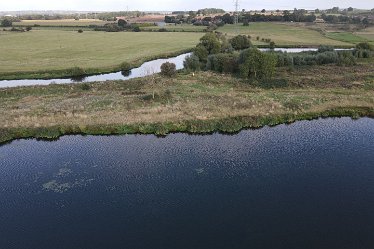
xmin=1 ymin=62 xmax=374 ymax=132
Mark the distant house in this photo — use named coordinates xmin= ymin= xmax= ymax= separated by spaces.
xmin=314 ymin=18 xmax=325 ymax=23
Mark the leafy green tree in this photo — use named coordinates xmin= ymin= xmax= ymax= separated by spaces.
xmin=199 ymin=33 xmax=221 ymax=55
xmin=183 ymin=54 xmax=201 ymax=71
xmin=118 ymin=19 xmax=127 ymax=27
xmin=1 ymin=19 xmax=12 ymax=27
xmin=239 ymin=48 xmax=277 ymax=79
xmin=230 ymin=35 xmax=252 ymax=50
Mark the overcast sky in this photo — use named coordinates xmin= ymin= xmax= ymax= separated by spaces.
xmin=1 ymin=0 xmax=373 ymax=11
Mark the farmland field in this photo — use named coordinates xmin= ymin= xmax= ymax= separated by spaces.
xmin=13 ymin=19 xmax=111 ymax=27
xmin=141 ymin=24 xmax=207 ymax=32
xmin=0 ymin=30 xmax=202 ymax=74
xmin=325 ymin=32 xmax=369 ymax=43
xmin=218 ymin=23 xmax=354 ymax=47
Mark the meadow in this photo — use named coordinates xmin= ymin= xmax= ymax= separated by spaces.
xmin=141 ymin=24 xmax=207 ymax=32
xmin=0 ymin=30 xmax=203 ymax=77
xmin=13 ymin=19 xmax=111 ymax=27
xmin=218 ymin=23 xmax=354 ymax=47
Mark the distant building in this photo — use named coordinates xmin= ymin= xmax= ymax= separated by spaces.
xmin=314 ymin=18 xmax=325 ymax=23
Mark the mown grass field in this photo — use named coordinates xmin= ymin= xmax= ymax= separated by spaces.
xmin=0 ymin=30 xmax=203 ymax=75
xmin=1 ymin=59 xmax=373 ymax=143
xmin=13 ymin=19 xmax=111 ymax=27
xmin=325 ymin=32 xmax=369 ymax=43
xmin=218 ymin=23 xmax=354 ymax=47
xmin=141 ymin=24 xmax=207 ymax=32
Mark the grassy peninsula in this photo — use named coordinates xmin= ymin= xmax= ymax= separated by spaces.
xmin=1 ymin=58 xmax=373 ymax=144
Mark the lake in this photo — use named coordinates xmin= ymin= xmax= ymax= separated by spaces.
xmin=1 ymin=117 xmax=374 ymax=249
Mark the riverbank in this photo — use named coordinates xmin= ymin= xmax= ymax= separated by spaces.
xmin=1 ymin=60 xmax=374 ymax=144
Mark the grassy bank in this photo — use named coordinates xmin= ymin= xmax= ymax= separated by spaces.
xmin=1 ymin=59 xmax=374 ymax=144
xmin=0 ymin=30 xmax=202 ymax=79
xmin=218 ymin=23 xmax=355 ymax=47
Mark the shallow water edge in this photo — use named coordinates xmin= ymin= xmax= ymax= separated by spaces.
xmin=1 ymin=106 xmax=373 ymax=146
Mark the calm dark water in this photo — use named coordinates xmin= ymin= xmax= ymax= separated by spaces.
xmin=0 ymin=117 xmax=374 ymax=249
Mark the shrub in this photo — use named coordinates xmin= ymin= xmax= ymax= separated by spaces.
xmin=132 ymin=26 xmax=141 ymax=32
xmin=120 ymin=62 xmax=132 ymax=71
xmin=199 ymin=33 xmax=221 ymax=55
xmin=337 ymin=51 xmax=357 ymax=66
xmin=79 ymin=83 xmax=91 ymax=91
xmin=239 ymin=48 xmax=277 ymax=79
xmin=230 ymin=35 xmax=252 ymax=50
xmin=26 ymin=27 xmax=32 ymax=31
xmin=356 ymin=42 xmax=374 ymax=51
xmin=77 ymin=29 xmax=84 ymax=33
xmin=183 ymin=54 xmax=201 ymax=71
xmin=118 ymin=19 xmax=127 ymax=27
xmin=256 ymin=36 xmax=260 ymax=41
xmin=69 ymin=67 xmax=86 ymax=76
xmin=269 ymin=41 xmax=276 ymax=50
xmin=206 ymin=53 xmax=239 ymax=73
xmin=243 ymin=20 xmax=249 ymax=26
xmin=160 ymin=62 xmax=177 ymax=77
xmin=318 ymin=45 xmax=334 ymax=53
xmin=158 ymin=28 xmax=167 ymax=32
xmin=276 ymin=53 xmax=294 ymax=67
xmin=193 ymin=44 xmax=209 ymax=62
xmin=1 ymin=19 xmax=12 ymax=27
xmin=315 ymin=51 xmax=339 ymax=65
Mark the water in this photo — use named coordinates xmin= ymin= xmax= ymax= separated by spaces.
xmin=0 ymin=53 xmax=190 ymax=88
xmin=1 ymin=117 xmax=374 ymax=249
xmin=0 ymin=48 xmax=353 ymax=88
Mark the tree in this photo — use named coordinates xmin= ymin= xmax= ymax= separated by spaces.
xmin=26 ymin=26 xmax=32 ymax=31
xmin=221 ymin=13 xmax=234 ymax=24
xmin=239 ymin=48 xmax=277 ymax=79
xmin=118 ymin=19 xmax=127 ymax=27
xmin=199 ymin=33 xmax=221 ymax=55
xmin=269 ymin=41 xmax=275 ymax=50
xmin=132 ymin=26 xmax=141 ymax=32
xmin=183 ymin=54 xmax=201 ymax=71
xmin=230 ymin=35 xmax=252 ymax=50
xmin=1 ymin=19 xmax=12 ymax=27
xmin=261 ymin=9 xmax=266 ymax=13
xmin=347 ymin=7 xmax=354 ymax=12
xmin=160 ymin=62 xmax=177 ymax=77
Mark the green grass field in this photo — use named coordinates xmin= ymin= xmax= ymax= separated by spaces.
xmin=218 ymin=23 xmax=353 ymax=47
xmin=141 ymin=24 xmax=207 ymax=32
xmin=325 ymin=32 xmax=369 ymax=43
xmin=0 ymin=30 xmax=202 ymax=74
xmin=13 ymin=19 xmax=111 ymax=27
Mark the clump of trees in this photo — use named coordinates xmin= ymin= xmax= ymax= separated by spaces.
xmin=1 ymin=19 xmax=12 ymax=27
xmin=161 ymin=62 xmax=177 ymax=77
xmin=229 ymin=35 xmax=252 ymax=50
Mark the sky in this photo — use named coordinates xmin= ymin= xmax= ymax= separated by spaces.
xmin=1 ymin=0 xmax=373 ymax=11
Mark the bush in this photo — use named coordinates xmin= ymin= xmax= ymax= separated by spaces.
xmin=239 ymin=48 xmax=277 ymax=79
xmin=230 ymin=35 xmax=252 ymax=50
xmin=183 ymin=54 xmax=201 ymax=71
xmin=316 ymin=51 xmax=339 ymax=65
xmin=79 ymin=83 xmax=91 ymax=91
xmin=118 ymin=19 xmax=127 ymax=27
xmin=26 ymin=27 xmax=32 ymax=31
xmin=337 ymin=51 xmax=357 ymax=66
xmin=206 ymin=53 xmax=239 ymax=73
xmin=120 ymin=62 xmax=132 ymax=71
xmin=318 ymin=45 xmax=334 ymax=53
xmin=77 ymin=29 xmax=84 ymax=33
xmin=269 ymin=41 xmax=276 ymax=50
xmin=132 ymin=26 xmax=141 ymax=32
xmin=1 ymin=19 xmax=12 ymax=27
xmin=160 ymin=62 xmax=177 ymax=77
xmin=199 ymin=33 xmax=221 ymax=55
xmin=158 ymin=28 xmax=167 ymax=32
xmin=353 ymin=49 xmax=372 ymax=58
xmin=356 ymin=42 xmax=374 ymax=51
xmin=276 ymin=53 xmax=294 ymax=67
xmin=69 ymin=67 xmax=86 ymax=76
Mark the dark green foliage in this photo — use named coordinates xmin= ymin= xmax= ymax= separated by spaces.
xmin=356 ymin=42 xmax=374 ymax=51
xmin=243 ymin=20 xmax=249 ymax=26
xmin=316 ymin=51 xmax=339 ymax=65
xmin=160 ymin=62 xmax=177 ymax=77
xmin=120 ymin=62 xmax=132 ymax=71
xmin=276 ymin=53 xmax=294 ymax=67
xmin=68 ymin=67 xmax=86 ymax=76
xmin=77 ymin=29 xmax=83 ymax=33
xmin=1 ymin=19 xmax=12 ymax=27
xmin=229 ymin=35 xmax=252 ymax=50
xmin=193 ymin=44 xmax=209 ymax=62
xmin=206 ymin=53 xmax=239 ymax=74
xmin=158 ymin=28 xmax=167 ymax=32
xmin=239 ymin=48 xmax=277 ymax=80
xmin=79 ymin=83 xmax=91 ymax=91
xmin=337 ymin=51 xmax=357 ymax=66
xmin=132 ymin=26 xmax=141 ymax=32
xmin=353 ymin=49 xmax=372 ymax=58
xmin=258 ymin=78 xmax=289 ymax=89
xmin=318 ymin=45 xmax=334 ymax=53
xmin=26 ymin=27 xmax=32 ymax=31
xmin=199 ymin=33 xmax=221 ymax=55
xmin=183 ymin=54 xmax=201 ymax=71
xmin=269 ymin=41 xmax=276 ymax=50
xmin=118 ymin=19 xmax=127 ymax=27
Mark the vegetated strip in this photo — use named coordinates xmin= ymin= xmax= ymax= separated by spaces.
xmin=0 ymin=49 xmax=192 ymax=81
xmin=1 ymin=107 xmax=373 ymax=146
